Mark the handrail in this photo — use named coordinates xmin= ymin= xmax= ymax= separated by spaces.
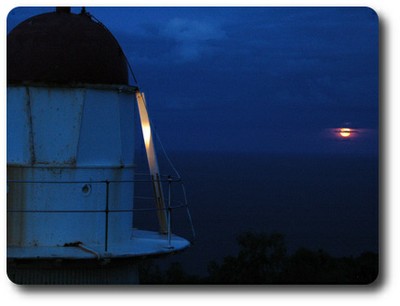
xmin=7 ymin=175 xmax=195 ymax=244
xmin=7 ymin=203 xmax=189 ymax=213
xmin=7 ymin=176 xmax=182 ymax=184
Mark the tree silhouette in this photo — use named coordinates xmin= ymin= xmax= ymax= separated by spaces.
xmin=138 ymin=231 xmax=378 ymax=284
xmin=207 ymin=232 xmax=286 ymax=284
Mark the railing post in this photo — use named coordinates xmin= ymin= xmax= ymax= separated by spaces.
xmin=105 ymin=180 xmax=110 ymax=252
xmin=167 ymin=175 xmax=172 ymax=247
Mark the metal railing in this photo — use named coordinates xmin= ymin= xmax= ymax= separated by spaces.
xmin=7 ymin=173 xmax=195 ymax=250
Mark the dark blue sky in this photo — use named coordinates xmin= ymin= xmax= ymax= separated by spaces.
xmin=8 ymin=7 xmax=379 ymax=156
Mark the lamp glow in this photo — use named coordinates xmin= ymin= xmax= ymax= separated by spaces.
xmin=142 ymin=123 xmax=151 ymax=148
xmin=135 ymin=91 xmax=168 ymax=234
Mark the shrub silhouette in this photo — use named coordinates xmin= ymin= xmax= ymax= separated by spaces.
xmin=138 ymin=231 xmax=378 ymax=284
xmin=207 ymin=232 xmax=286 ymax=284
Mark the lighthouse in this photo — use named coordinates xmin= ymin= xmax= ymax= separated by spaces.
xmin=7 ymin=7 xmax=192 ymax=284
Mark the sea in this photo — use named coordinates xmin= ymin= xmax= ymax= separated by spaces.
xmin=135 ymin=151 xmax=379 ymax=277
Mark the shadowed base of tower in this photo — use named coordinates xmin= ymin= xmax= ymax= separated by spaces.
xmin=8 ymin=258 xmax=139 ymax=285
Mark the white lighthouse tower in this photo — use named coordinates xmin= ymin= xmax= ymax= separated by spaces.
xmin=7 ymin=7 xmax=192 ymax=284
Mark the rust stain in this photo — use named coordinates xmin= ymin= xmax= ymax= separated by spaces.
xmin=24 ymin=87 xmax=36 ymax=165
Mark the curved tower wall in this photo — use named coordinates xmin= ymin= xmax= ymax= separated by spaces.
xmin=7 ymin=85 xmax=136 ymax=252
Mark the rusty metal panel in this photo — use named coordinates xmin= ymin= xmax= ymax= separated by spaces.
xmin=29 ymin=87 xmax=84 ymax=165
xmin=7 ymin=87 xmax=33 ymax=165
xmin=7 ymin=167 xmax=107 ymax=212
xmin=7 ymin=166 xmax=135 ymax=250
xmin=7 ymin=181 xmax=106 ymax=212
xmin=107 ymin=212 xmax=134 ymax=248
xmin=7 ymin=211 xmax=105 ymax=247
xmin=77 ymin=89 xmax=122 ymax=166
xmin=7 ymin=167 xmax=107 ymax=248
xmin=118 ymin=92 xmax=135 ymax=166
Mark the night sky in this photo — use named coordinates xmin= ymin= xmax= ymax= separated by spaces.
xmin=7 ymin=6 xmax=379 ymax=156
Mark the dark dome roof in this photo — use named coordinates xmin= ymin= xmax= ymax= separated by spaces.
xmin=7 ymin=10 xmax=128 ymax=85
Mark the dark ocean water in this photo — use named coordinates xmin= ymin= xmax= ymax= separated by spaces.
xmin=139 ymin=151 xmax=379 ymax=277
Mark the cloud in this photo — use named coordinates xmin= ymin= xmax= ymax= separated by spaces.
xmin=160 ymin=18 xmax=226 ymax=62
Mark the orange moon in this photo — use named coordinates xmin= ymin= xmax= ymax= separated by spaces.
xmin=339 ymin=128 xmax=351 ymax=138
